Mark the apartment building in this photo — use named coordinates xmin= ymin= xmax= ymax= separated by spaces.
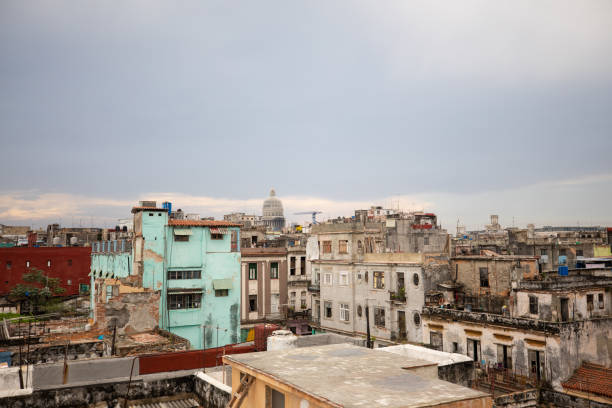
xmin=90 ymin=201 xmax=241 ymax=349
xmin=240 ymin=247 xmax=288 ymax=328
xmin=422 ymin=267 xmax=612 ymax=392
xmin=308 ymin=212 xmax=451 ymax=345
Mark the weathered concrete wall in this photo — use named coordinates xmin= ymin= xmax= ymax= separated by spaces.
xmin=6 ymin=340 xmax=106 ymax=366
xmin=294 ymin=332 xmax=366 ymax=348
xmin=97 ymin=291 xmax=160 ymax=334
xmin=0 ymin=373 xmax=195 ymax=408
xmin=437 ymin=361 xmax=475 ymax=387
xmin=539 ymin=389 xmax=611 ymax=408
xmin=193 ymin=372 xmax=230 ymax=408
xmin=494 ymin=389 xmax=538 ymax=408
xmin=33 ymin=357 xmax=139 ymax=390
xmin=1 ymin=370 xmax=231 ymax=408
xmin=0 ymin=367 xmax=32 ymax=396
xmin=453 ymin=258 xmax=537 ymax=298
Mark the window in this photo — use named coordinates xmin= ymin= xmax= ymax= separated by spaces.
xmin=540 ymin=249 xmax=548 ymax=256
xmin=357 ymin=305 xmax=363 ymax=317
xmin=300 ymin=257 xmax=306 ymax=275
xmin=373 ymin=271 xmax=384 ymax=289
xmin=576 ymin=249 xmax=584 ymax=257
xmin=374 ymin=307 xmax=385 ymax=327
xmin=266 ymin=386 xmax=285 ymax=408
xmin=528 ymin=349 xmax=545 ymax=380
xmin=479 ymin=267 xmax=489 ymax=287
xmin=559 ymin=248 xmax=567 ymax=256
xmin=79 ymin=284 xmax=90 ymax=294
xmin=339 ymin=272 xmax=349 ymax=286
xmin=215 ymin=289 xmax=228 ymax=297
xmin=5 ymin=261 xmax=11 ymax=270
xmin=67 ymin=259 xmax=72 ymax=266
xmin=587 ymin=294 xmax=594 ymax=311
xmin=339 ymin=240 xmax=348 ymax=254
xmin=211 ymin=233 xmax=223 ymax=240
xmin=249 ymin=295 xmax=257 ymax=312
xmin=529 ymin=295 xmax=538 ymax=314
xmin=423 ymin=236 xmax=429 ymax=246
xmin=324 ymin=301 xmax=332 ymax=318
xmin=322 ymin=241 xmax=332 ymax=254
xmin=340 ymin=303 xmax=350 ymax=321
xmin=467 ymin=339 xmax=481 ymax=362
xmin=300 ymin=298 xmax=307 ymax=309
xmin=598 ymin=293 xmax=604 ymax=309
xmin=249 ymin=263 xmax=257 ymax=280
xmin=231 ymin=230 xmax=238 ymax=252
xmin=430 ymin=332 xmax=443 ymax=351
xmin=26 ymin=260 xmax=30 ymax=267
xmin=168 ymin=293 xmax=202 ymax=310
xmin=290 ymin=292 xmax=296 ymax=308
xmin=323 ymin=273 xmax=332 ymax=286
xmin=270 ymin=262 xmax=279 ymax=279
xmin=167 ymin=270 xmax=201 ymax=280
xmin=452 ymin=342 xmax=459 ymax=353
xmin=497 ymin=344 xmax=513 ymax=369
xmin=413 ymin=273 xmax=419 ymax=286
xmin=357 ymin=240 xmax=363 ymax=254
xmin=413 ymin=312 xmax=421 ymax=326
xmin=290 ymin=257 xmax=296 ymax=275
xmin=174 ymin=234 xmax=189 ymax=242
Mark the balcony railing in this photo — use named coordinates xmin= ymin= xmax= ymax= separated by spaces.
xmin=389 ymin=290 xmax=406 ymax=303
xmin=307 ymin=283 xmax=320 ymax=292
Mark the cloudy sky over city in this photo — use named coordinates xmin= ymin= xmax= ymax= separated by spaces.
xmin=1 ymin=1 xmax=611 ymax=231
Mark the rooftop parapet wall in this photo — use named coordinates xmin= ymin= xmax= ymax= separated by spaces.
xmin=519 ymin=269 xmax=612 ymax=291
xmin=423 ymin=306 xmax=612 ymax=335
xmin=422 ymin=306 xmax=562 ymax=334
xmin=362 ymin=252 xmax=424 ymax=264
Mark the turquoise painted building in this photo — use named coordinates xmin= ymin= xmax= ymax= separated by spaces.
xmin=90 ymin=204 xmax=241 ymax=349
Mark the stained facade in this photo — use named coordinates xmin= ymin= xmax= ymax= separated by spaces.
xmin=90 ymin=203 xmax=241 ymax=349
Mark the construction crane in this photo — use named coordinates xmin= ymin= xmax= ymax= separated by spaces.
xmin=294 ymin=211 xmax=323 ymax=224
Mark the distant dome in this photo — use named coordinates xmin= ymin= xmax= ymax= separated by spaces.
xmin=263 ymin=189 xmax=284 ymax=218
xmin=262 ymin=189 xmax=285 ymax=231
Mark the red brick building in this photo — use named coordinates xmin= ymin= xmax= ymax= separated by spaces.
xmin=0 ymin=247 xmax=91 ymax=297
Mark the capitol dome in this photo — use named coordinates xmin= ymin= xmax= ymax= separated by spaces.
xmin=262 ymin=189 xmax=286 ymax=231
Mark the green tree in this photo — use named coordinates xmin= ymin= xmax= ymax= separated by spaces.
xmin=9 ymin=268 xmax=65 ymax=313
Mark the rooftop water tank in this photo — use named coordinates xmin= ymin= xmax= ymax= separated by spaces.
xmin=70 ymin=236 xmax=78 ymax=246
xmin=267 ymin=330 xmax=298 ymax=351
xmin=52 ymin=237 xmax=61 ymax=246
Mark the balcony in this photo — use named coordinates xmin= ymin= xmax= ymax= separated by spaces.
xmin=288 ymin=274 xmax=311 ymax=283
xmin=389 ymin=290 xmax=406 ymax=303
xmin=307 ymin=283 xmax=320 ymax=293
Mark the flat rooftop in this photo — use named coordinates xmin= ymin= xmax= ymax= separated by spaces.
xmin=224 ymin=343 xmax=489 ymax=408
xmin=376 ymin=343 xmax=473 ymax=367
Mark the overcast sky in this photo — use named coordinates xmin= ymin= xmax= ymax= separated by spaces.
xmin=1 ymin=1 xmax=611 ymax=231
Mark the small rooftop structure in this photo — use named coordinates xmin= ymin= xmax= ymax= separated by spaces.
xmin=224 ymin=343 xmax=491 ymax=407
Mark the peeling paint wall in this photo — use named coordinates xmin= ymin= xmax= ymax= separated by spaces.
xmin=422 ymin=311 xmax=612 ymax=391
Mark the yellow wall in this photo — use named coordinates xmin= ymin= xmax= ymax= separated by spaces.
xmin=594 ymin=245 xmax=612 ymax=257
xmin=230 ymin=366 xmax=331 ymax=408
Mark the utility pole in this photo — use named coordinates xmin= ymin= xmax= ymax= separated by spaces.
xmin=365 ymin=306 xmax=372 ymax=349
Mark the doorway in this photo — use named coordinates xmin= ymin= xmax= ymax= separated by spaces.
xmin=560 ymin=298 xmax=569 ymax=322
xmin=398 ymin=311 xmax=406 ymax=340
